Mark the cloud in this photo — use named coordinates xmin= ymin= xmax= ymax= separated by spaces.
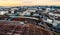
xmin=51 ymin=0 xmax=60 ymax=2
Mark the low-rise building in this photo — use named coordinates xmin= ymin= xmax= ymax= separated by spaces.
xmin=0 ymin=11 xmax=8 ymax=15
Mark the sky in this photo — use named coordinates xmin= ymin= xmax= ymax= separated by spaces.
xmin=0 ymin=0 xmax=60 ymax=6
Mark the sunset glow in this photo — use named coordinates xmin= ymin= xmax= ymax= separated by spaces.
xmin=0 ymin=0 xmax=60 ymax=6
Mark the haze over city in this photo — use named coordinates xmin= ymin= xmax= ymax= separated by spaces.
xmin=0 ymin=0 xmax=60 ymax=6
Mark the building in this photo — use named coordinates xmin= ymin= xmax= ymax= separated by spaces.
xmin=0 ymin=11 xmax=8 ymax=15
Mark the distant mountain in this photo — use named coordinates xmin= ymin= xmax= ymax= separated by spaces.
xmin=0 ymin=6 xmax=60 ymax=9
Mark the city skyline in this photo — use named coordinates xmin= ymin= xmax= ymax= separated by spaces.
xmin=0 ymin=0 xmax=60 ymax=6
